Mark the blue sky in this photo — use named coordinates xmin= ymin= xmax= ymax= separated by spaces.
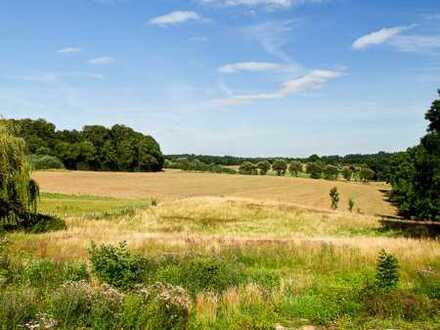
xmin=1 ymin=0 xmax=440 ymax=156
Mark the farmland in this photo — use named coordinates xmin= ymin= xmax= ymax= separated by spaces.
xmin=2 ymin=169 xmax=438 ymax=329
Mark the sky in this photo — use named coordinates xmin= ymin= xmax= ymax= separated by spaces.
xmin=1 ymin=0 xmax=440 ymax=157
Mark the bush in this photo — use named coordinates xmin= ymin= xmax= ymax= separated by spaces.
xmin=415 ymin=267 xmax=440 ymax=299
xmin=28 ymin=154 xmax=65 ymax=170
xmin=89 ymin=241 xmax=151 ymax=289
xmin=2 ymin=213 xmax=66 ymax=233
xmin=360 ymin=287 xmax=436 ymax=321
xmin=329 ymin=187 xmax=340 ymax=210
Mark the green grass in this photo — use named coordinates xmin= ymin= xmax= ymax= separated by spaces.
xmin=1 ymin=189 xmax=439 ymax=329
xmin=38 ymin=192 xmax=154 ymax=219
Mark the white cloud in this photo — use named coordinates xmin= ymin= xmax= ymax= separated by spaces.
xmin=88 ymin=56 xmax=115 ymax=65
xmin=57 ymin=47 xmax=82 ymax=54
xmin=242 ymin=21 xmax=295 ymax=61
xmin=215 ymin=69 xmax=343 ymax=105
xmin=389 ymin=34 xmax=440 ymax=53
xmin=218 ymin=62 xmax=292 ymax=73
xmin=3 ymin=72 xmax=104 ymax=83
xmin=280 ymin=69 xmax=343 ymax=94
xmin=198 ymin=0 xmax=327 ymax=9
xmin=352 ymin=26 xmax=408 ymax=50
xmin=149 ymin=11 xmax=201 ymax=27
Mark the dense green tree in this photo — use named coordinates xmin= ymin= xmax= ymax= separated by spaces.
xmin=272 ymin=159 xmax=287 ymax=176
xmin=359 ymin=167 xmax=375 ymax=183
xmin=342 ymin=166 xmax=353 ymax=181
xmin=307 ymin=162 xmax=323 ymax=179
xmin=288 ymin=161 xmax=302 ymax=177
xmin=389 ymin=91 xmax=440 ymax=220
xmin=239 ymin=161 xmax=257 ymax=175
xmin=4 ymin=119 xmax=164 ymax=172
xmin=257 ymin=160 xmax=271 ymax=175
xmin=0 ymin=124 xmax=39 ymax=220
xmin=324 ymin=165 xmax=339 ymax=180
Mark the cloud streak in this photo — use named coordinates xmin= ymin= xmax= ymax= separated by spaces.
xmin=218 ymin=62 xmax=297 ymax=73
xmin=215 ymin=69 xmax=344 ymax=105
xmin=88 ymin=57 xmax=115 ymax=65
xmin=149 ymin=11 xmax=201 ymax=26
xmin=198 ymin=0 xmax=327 ymax=9
xmin=352 ymin=26 xmax=408 ymax=50
xmin=57 ymin=47 xmax=82 ymax=54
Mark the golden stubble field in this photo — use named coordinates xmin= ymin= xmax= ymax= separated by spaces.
xmin=33 ymin=169 xmax=395 ymax=216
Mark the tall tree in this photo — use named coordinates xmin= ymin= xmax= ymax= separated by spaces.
xmin=272 ymin=159 xmax=287 ymax=176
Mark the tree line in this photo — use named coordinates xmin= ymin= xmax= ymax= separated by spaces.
xmin=166 ymin=151 xmax=396 ymax=181
xmin=238 ymin=159 xmax=375 ymax=182
xmin=4 ymin=119 xmax=164 ymax=172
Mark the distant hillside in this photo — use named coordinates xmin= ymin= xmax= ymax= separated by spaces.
xmin=5 ymin=118 xmax=164 ymax=172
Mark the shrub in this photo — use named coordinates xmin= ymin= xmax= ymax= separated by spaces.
xmin=360 ymin=287 xmax=436 ymax=321
xmin=88 ymin=241 xmax=151 ymax=289
xmin=375 ymin=250 xmax=399 ymax=291
xmin=348 ymin=198 xmax=355 ymax=212
xmin=29 ymin=154 xmax=65 ymax=170
xmin=272 ymin=159 xmax=287 ymax=176
xmin=329 ymin=187 xmax=340 ymax=210
xmin=415 ymin=267 xmax=440 ymax=299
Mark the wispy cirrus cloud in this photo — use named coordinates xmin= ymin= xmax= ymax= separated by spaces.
xmin=214 ymin=69 xmax=344 ymax=105
xmin=218 ymin=62 xmax=298 ymax=73
xmin=242 ymin=20 xmax=296 ymax=62
xmin=352 ymin=26 xmax=409 ymax=50
xmin=57 ymin=47 xmax=82 ymax=54
xmin=149 ymin=11 xmax=202 ymax=27
xmin=352 ymin=25 xmax=440 ymax=54
xmin=3 ymin=71 xmax=104 ymax=83
xmin=88 ymin=56 xmax=115 ymax=65
xmin=198 ymin=0 xmax=328 ymax=10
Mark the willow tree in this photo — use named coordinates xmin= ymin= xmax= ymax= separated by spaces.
xmin=0 ymin=123 xmax=39 ymax=221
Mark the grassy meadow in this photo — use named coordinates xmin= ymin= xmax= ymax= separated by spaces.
xmin=1 ymin=170 xmax=439 ymax=329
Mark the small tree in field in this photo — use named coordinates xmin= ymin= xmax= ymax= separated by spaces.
xmin=375 ymin=250 xmax=399 ymax=291
xmin=0 ymin=124 xmax=39 ymax=221
xmin=342 ymin=166 xmax=353 ymax=181
xmin=307 ymin=162 xmax=323 ymax=179
xmin=239 ymin=161 xmax=256 ymax=175
xmin=257 ymin=160 xmax=271 ymax=175
xmin=272 ymin=159 xmax=287 ymax=176
xmin=359 ymin=167 xmax=375 ymax=183
xmin=288 ymin=161 xmax=302 ymax=177
xmin=329 ymin=187 xmax=339 ymax=210
xmin=348 ymin=198 xmax=355 ymax=212
xmin=324 ymin=165 xmax=339 ymax=180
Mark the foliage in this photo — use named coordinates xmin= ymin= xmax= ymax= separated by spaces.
xmin=0 ymin=124 xmax=40 ymax=225
xmin=256 ymin=160 xmax=271 ymax=175
xmin=359 ymin=167 xmax=375 ymax=183
xmin=272 ymin=159 xmax=287 ymax=176
xmin=348 ymin=198 xmax=355 ymax=212
xmin=342 ymin=166 xmax=353 ymax=181
xmin=239 ymin=161 xmax=257 ymax=175
xmin=28 ymin=154 xmax=65 ymax=170
xmin=307 ymin=162 xmax=323 ymax=179
xmin=329 ymin=187 xmax=340 ymax=210
xmin=389 ymin=91 xmax=440 ymax=220
xmin=288 ymin=161 xmax=302 ymax=177
xmin=324 ymin=164 xmax=339 ymax=180
xmin=375 ymin=250 xmax=399 ymax=291
xmin=166 ymin=158 xmax=237 ymax=174
xmin=88 ymin=241 xmax=150 ymax=289
xmin=5 ymin=119 xmax=164 ymax=172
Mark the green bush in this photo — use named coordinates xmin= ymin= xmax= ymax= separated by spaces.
xmin=360 ymin=287 xmax=436 ymax=321
xmin=171 ymin=256 xmax=243 ymax=294
xmin=415 ymin=268 xmax=440 ymax=299
xmin=89 ymin=241 xmax=152 ymax=289
xmin=28 ymin=154 xmax=65 ymax=170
